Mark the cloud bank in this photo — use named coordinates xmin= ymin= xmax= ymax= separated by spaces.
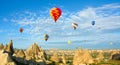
xmin=10 ymin=3 xmax=120 ymax=49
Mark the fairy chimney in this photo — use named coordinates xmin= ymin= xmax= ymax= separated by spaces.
xmin=73 ymin=49 xmax=83 ymax=65
xmin=50 ymin=52 xmax=59 ymax=63
xmin=61 ymin=53 xmax=66 ymax=64
xmin=0 ymin=50 xmax=16 ymax=65
xmin=82 ymin=49 xmax=94 ymax=64
xmin=97 ymin=52 xmax=104 ymax=61
xmin=73 ymin=49 xmax=94 ymax=65
xmin=0 ymin=44 xmax=4 ymax=50
xmin=14 ymin=49 xmax=25 ymax=58
xmin=25 ymin=43 xmax=46 ymax=62
xmin=4 ymin=40 xmax=14 ymax=55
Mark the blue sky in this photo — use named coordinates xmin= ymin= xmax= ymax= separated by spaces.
xmin=0 ymin=0 xmax=120 ymax=49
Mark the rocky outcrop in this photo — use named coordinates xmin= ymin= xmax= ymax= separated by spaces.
xmin=61 ymin=53 xmax=66 ymax=65
xmin=25 ymin=43 xmax=46 ymax=61
xmin=4 ymin=40 xmax=14 ymax=55
xmin=14 ymin=49 xmax=25 ymax=58
xmin=0 ymin=50 xmax=16 ymax=65
xmin=110 ymin=51 xmax=119 ymax=59
xmin=0 ymin=40 xmax=47 ymax=65
xmin=97 ymin=52 xmax=104 ymax=61
xmin=73 ymin=49 xmax=83 ymax=65
xmin=12 ymin=43 xmax=46 ymax=65
xmin=0 ymin=44 xmax=4 ymax=50
xmin=0 ymin=40 xmax=16 ymax=65
xmin=82 ymin=49 xmax=94 ymax=64
xmin=112 ymin=54 xmax=120 ymax=60
xmin=50 ymin=52 xmax=59 ymax=63
xmin=4 ymin=44 xmax=8 ymax=50
xmin=73 ymin=49 xmax=94 ymax=65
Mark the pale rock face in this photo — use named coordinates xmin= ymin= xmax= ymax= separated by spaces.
xmin=73 ymin=49 xmax=83 ymax=65
xmin=73 ymin=49 xmax=94 ymax=65
xmin=97 ymin=52 xmax=104 ymax=61
xmin=0 ymin=50 xmax=16 ymax=65
xmin=82 ymin=49 xmax=94 ymax=64
xmin=4 ymin=44 xmax=8 ymax=50
xmin=61 ymin=53 xmax=66 ymax=64
xmin=14 ymin=49 xmax=25 ymax=58
xmin=0 ymin=41 xmax=46 ymax=65
xmin=6 ymin=62 xmax=16 ymax=65
xmin=110 ymin=51 xmax=120 ymax=59
xmin=50 ymin=52 xmax=59 ymax=63
xmin=4 ymin=40 xmax=14 ymax=55
xmin=25 ymin=43 xmax=46 ymax=62
xmin=0 ymin=44 xmax=4 ymax=50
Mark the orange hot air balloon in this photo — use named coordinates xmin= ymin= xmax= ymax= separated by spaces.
xmin=19 ymin=28 xmax=23 ymax=33
xmin=50 ymin=7 xmax=62 ymax=22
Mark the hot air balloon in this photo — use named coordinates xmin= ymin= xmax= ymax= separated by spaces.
xmin=72 ymin=23 xmax=78 ymax=30
xmin=110 ymin=41 xmax=113 ymax=45
xmin=92 ymin=21 xmax=95 ymax=26
xmin=19 ymin=28 xmax=23 ymax=33
xmin=50 ymin=7 xmax=62 ymax=22
xmin=44 ymin=34 xmax=49 ymax=41
xmin=68 ymin=41 xmax=72 ymax=45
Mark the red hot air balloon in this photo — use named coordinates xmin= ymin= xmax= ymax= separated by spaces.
xmin=50 ymin=7 xmax=62 ymax=22
xmin=19 ymin=28 xmax=23 ymax=33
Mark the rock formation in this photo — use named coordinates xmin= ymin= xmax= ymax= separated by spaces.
xmin=110 ymin=51 xmax=119 ymax=59
xmin=82 ymin=49 xmax=94 ymax=64
xmin=73 ymin=49 xmax=94 ymax=65
xmin=97 ymin=52 xmax=104 ymax=61
xmin=112 ymin=54 xmax=120 ymax=60
xmin=14 ymin=49 xmax=25 ymax=58
xmin=4 ymin=44 xmax=8 ymax=50
xmin=4 ymin=40 xmax=14 ymax=55
xmin=73 ymin=49 xmax=83 ymax=65
xmin=0 ymin=50 xmax=16 ymax=65
xmin=61 ymin=53 xmax=66 ymax=65
xmin=50 ymin=51 xmax=59 ymax=63
xmin=25 ymin=43 xmax=46 ymax=63
xmin=0 ymin=40 xmax=47 ymax=65
xmin=12 ymin=43 xmax=46 ymax=65
xmin=0 ymin=44 xmax=4 ymax=50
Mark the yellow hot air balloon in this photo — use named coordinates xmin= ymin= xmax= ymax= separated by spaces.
xmin=110 ymin=41 xmax=113 ymax=45
xmin=68 ymin=41 xmax=72 ymax=45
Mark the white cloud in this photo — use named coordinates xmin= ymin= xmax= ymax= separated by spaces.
xmin=96 ymin=3 xmax=120 ymax=10
xmin=11 ymin=3 xmax=120 ymax=45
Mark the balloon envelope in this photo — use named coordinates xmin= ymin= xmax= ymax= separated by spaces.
xmin=68 ymin=41 xmax=72 ymax=45
xmin=72 ymin=23 xmax=78 ymax=30
xmin=44 ymin=34 xmax=49 ymax=41
xmin=110 ymin=42 xmax=113 ymax=45
xmin=50 ymin=7 xmax=62 ymax=22
xmin=92 ymin=21 xmax=95 ymax=26
xmin=19 ymin=28 xmax=23 ymax=33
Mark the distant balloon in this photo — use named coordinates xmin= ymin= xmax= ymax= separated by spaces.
xmin=92 ymin=21 xmax=95 ymax=26
xmin=50 ymin=7 xmax=62 ymax=22
xmin=44 ymin=34 xmax=49 ymax=41
xmin=68 ymin=41 xmax=72 ymax=45
xmin=72 ymin=23 xmax=78 ymax=30
xmin=19 ymin=28 xmax=23 ymax=33
xmin=110 ymin=41 xmax=113 ymax=45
